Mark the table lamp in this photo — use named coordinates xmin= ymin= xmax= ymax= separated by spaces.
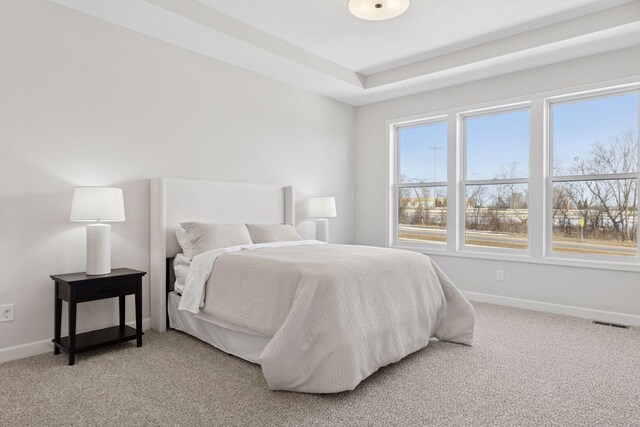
xmin=307 ymin=197 xmax=337 ymax=243
xmin=70 ymin=187 xmax=125 ymax=275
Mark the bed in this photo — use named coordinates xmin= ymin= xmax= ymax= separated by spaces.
xmin=150 ymin=178 xmax=474 ymax=393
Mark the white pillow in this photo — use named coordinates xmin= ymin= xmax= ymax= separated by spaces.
xmin=174 ymin=225 xmax=194 ymax=259
xmin=175 ymin=222 xmax=253 ymax=260
xmin=246 ymin=224 xmax=303 ymax=244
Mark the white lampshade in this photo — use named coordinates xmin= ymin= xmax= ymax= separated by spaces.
xmin=70 ymin=187 xmax=125 ymax=222
xmin=307 ymin=197 xmax=337 ymax=218
xmin=348 ymin=0 xmax=410 ymax=21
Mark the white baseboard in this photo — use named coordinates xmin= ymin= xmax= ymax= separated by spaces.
xmin=0 ymin=318 xmax=151 ymax=364
xmin=463 ymin=291 xmax=640 ymax=328
xmin=0 ymin=339 xmax=54 ymax=364
xmin=4 ymin=297 xmax=637 ymax=363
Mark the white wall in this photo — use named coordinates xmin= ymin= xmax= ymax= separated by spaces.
xmin=0 ymin=0 xmax=355 ymax=358
xmin=355 ymin=46 xmax=640 ymax=323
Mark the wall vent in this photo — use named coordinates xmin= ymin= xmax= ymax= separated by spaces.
xmin=593 ymin=320 xmax=630 ymax=329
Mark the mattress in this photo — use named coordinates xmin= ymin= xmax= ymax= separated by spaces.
xmin=167 ymin=291 xmax=270 ymax=364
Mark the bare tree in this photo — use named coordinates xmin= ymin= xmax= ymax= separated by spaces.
xmin=497 ymin=161 xmax=528 ymax=230
xmin=466 ymin=185 xmax=487 ymax=230
xmin=553 ymin=184 xmax=573 ymax=235
xmin=571 ymin=130 xmax=637 ymax=242
xmin=398 ymin=186 xmax=412 ymax=225
xmin=411 ymin=187 xmax=429 ymax=226
xmin=555 ymin=129 xmax=638 ymax=243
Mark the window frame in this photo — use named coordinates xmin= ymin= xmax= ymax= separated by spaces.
xmin=391 ymin=115 xmax=449 ymax=250
xmin=545 ymin=88 xmax=640 ymax=263
xmin=385 ymin=79 xmax=640 ymax=272
xmin=458 ymin=103 xmax=532 ymax=256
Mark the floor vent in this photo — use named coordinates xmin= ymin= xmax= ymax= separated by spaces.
xmin=593 ymin=320 xmax=630 ymax=329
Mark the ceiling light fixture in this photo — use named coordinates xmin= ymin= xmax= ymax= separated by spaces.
xmin=348 ymin=0 xmax=410 ymax=21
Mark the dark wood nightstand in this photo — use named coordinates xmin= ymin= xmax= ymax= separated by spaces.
xmin=50 ymin=268 xmax=146 ymax=365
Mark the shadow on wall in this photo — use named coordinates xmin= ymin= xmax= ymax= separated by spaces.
xmin=0 ymin=174 xmax=152 ymax=349
xmin=0 ymin=174 xmax=85 ymax=276
xmin=295 ymin=191 xmax=315 ymax=240
xmin=110 ymin=179 xmax=150 ymax=271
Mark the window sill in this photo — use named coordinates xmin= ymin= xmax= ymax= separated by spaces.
xmin=390 ymin=244 xmax=640 ymax=273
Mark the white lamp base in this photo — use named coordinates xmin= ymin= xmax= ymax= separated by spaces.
xmin=315 ymin=219 xmax=329 ymax=243
xmin=86 ymin=223 xmax=111 ymax=275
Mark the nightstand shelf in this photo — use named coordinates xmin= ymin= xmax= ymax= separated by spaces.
xmin=51 ymin=268 xmax=146 ymax=365
xmin=53 ymin=325 xmax=141 ymax=355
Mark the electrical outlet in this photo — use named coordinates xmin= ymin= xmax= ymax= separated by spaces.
xmin=496 ymin=270 xmax=504 ymax=282
xmin=0 ymin=304 xmax=14 ymax=322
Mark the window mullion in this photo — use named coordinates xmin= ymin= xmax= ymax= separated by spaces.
xmin=456 ymin=113 xmax=465 ymax=252
xmin=529 ymin=98 xmax=545 ymax=259
xmin=397 ymin=182 xmax=447 ymax=188
xmin=447 ymin=113 xmax=458 ymax=253
xmin=551 ymin=173 xmax=638 ymax=182
xmin=464 ymin=178 xmax=529 ymax=186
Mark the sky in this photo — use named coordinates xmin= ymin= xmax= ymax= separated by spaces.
xmin=399 ymin=92 xmax=638 ymax=183
xmin=399 ymin=121 xmax=448 ymax=182
xmin=553 ymin=93 xmax=638 ymax=175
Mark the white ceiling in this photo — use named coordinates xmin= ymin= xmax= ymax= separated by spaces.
xmin=196 ymin=0 xmax=634 ymax=73
xmin=49 ymin=0 xmax=640 ymax=106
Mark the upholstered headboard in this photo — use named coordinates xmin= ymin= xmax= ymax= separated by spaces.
xmin=149 ymin=178 xmax=294 ymax=332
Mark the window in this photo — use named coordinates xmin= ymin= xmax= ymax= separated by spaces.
xmin=388 ymin=82 xmax=640 ymax=269
xmin=396 ymin=120 xmax=448 ymax=245
xmin=549 ymin=91 xmax=639 ymax=257
xmin=462 ymin=107 xmax=530 ymax=251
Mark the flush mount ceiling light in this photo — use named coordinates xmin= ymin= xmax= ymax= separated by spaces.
xmin=348 ymin=0 xmax=410 ymax=21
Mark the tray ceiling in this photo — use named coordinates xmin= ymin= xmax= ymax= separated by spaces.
xmin=49 ymin=0 xmax=640 ymax=105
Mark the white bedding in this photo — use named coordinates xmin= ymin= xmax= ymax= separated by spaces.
xmin=173 ymin=253 xmax=191 ymax=294
xmin=168 ymin=292 xmax=269 ymax=363
xmin=179 ymin=241 xmax=474 ymax=393
xmin=179 ymin=240 xmax=325 ymax=314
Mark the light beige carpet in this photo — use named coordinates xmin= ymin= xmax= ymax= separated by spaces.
xmin=1 ymin=303 xmax=639 ymax=426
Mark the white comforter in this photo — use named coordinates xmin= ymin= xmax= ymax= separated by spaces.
xmin=180 ymin=241 xmax=474 ymax=393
